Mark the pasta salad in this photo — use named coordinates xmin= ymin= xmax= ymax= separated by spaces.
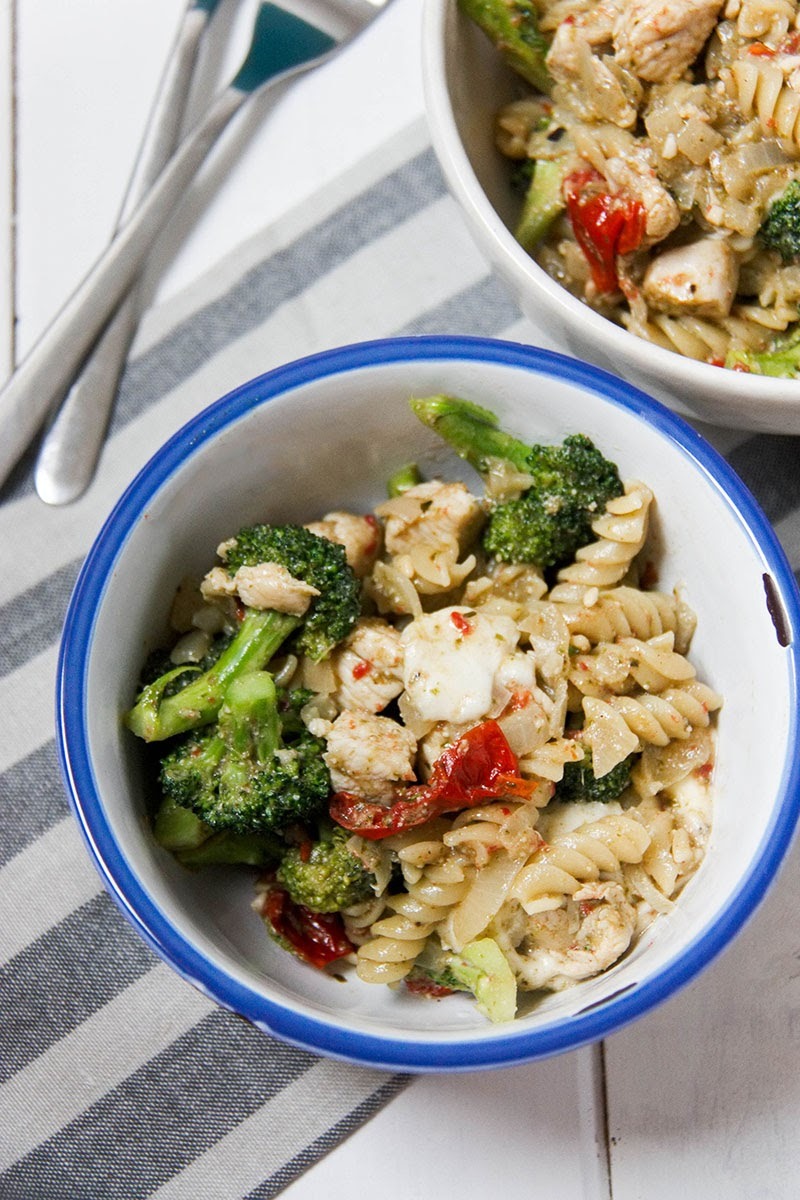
xmin=463 ymin=0 xmax=800 ymax=376
xmin=127 ymin=396 xmax=721 ymax=1023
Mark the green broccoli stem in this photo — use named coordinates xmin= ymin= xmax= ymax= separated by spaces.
xmin=458 ymin=0 xmax=552 ymax=94
xmin=216 ymin=671 xmax=282 ymax=805
xmin=387 ymin=462 xmax=423 ymax=497
xmin=726 ymin=323 xmax=800 ymax=377
xmin=153 ymin=794 xmax=216 ymax=852
xmin=220 ymin=671 xmax=282 ymax=759
xmin=410 ymin=395 xmax=533 ymax=475
xmin=515 ymin=159 xmax=566 ymax=253
xmin=127 ymin=609 xmax=299 ymax=742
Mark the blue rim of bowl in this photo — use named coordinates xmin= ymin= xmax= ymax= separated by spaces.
xmin=57 ymin=335 xmax=800 ymax=1072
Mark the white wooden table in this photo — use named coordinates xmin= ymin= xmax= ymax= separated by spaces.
xmin=2 ymin=2 xmax=798 ymax=1196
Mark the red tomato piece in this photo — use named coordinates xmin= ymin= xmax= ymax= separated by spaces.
xmin=262 ymin=885 xmax=354 ymax=969
xmin=563 ymin=169 xmax=646 ymax=294
xmin=450 ymin=610 xmax=473 ymax=635
xmin=405 ymin=974 xmax=455 ymax=998
xmin=329 ymin=720 xmax=540 ymax=840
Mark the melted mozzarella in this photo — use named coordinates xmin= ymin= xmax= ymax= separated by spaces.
xmin=401 ymin=606 xmax=532 ymax=724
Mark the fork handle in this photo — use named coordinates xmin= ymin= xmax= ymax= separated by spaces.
xmin=33 ymin=294 xmax=140 ymax=504
xmin=0 ymin=83 xmax=246 ymax=490
xmin=34 ymin=2 xmax=214 ymax=505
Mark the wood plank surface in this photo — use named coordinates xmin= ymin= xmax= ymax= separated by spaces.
xmin=14 ymin=0 xmax=185 ymax=356
xmin=605 ymin=835 xmax=800 ymax=1199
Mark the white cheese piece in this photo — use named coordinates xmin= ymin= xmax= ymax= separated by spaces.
xmin=401 ymin=606 xmax=525 ymax=724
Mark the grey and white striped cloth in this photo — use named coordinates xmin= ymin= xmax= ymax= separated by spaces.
xmin=2 ymin=116 xmax=799 ymax=1199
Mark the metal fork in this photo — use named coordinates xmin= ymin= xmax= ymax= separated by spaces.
xmin=32 ymin=0 xmax=223 ymax=507
xmin=0 ymin=0 xmax=391 ymax=495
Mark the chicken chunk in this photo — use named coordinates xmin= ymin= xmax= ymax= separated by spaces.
xmin=377 ymin=480 xmax=485 ymax=558
xmin=603 ymin=151 xmax=680 ymax=244
xmin=199 ymin=561 xmax=320 ymax=616
xmin=613 ymin=0 xmax=726 ymax=84
xmin=305 ymin=510 xmax=381 ymax=577
xmin=546 ymin=0 xmax=625 ymax=77
xmin=505 ymin=881 xmax=637 ymax=991
xmin=330 ymin=617 xmax=405 ymax=714
xmin=199 ymin=566 xmax=238 ymax=602
xmin=323 ymin=710 xmax=418 ymax=802
xmin=233 ymin=562 xmax=320 ymax=615
xmin=642 ymin=237 xmax=738 ymax=317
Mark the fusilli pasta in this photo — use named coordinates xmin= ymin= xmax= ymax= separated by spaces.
xmin=554 ymin=482 xmax=653 ymax=590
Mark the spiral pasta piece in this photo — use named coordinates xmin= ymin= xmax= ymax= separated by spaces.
xmin=616 ymin=633 xmax=697 ymax=693
xmin=356 ymin=853 xmax=471 ymax=984
xmin=555 ymin=482 xmax=653 ymax=590
xmin=518 ymin=736 xmax=584 ymax=782
xmin=439 ymin=803 xmax=544 ymax=950
xmin=551 ymin=585 xmax=697 ymax=654
xmin=735 ymin=0 xmax=797 ymax=39
xmin=730 ymin=58 xmax=800 ymax=149
xmin=625 ymin=308 xmax=775 ymax=364
xmin=582 ymin=681 xmax=723 ymax=776
xmin=509 ymin=813 xmax=651 ymax=914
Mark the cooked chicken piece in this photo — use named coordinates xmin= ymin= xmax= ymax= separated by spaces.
xmin=200 ymin=566 xmax=238 ymax=601
xmin=377 ymin=480 xmax=485 ymax=558
xmin=505 ymin=882 xmax=637 ymax=991
xmin=330 ymin=617 xmax=405 ymax=714
xmin=233 ymin=562 xmax=319 ymax=615
xmin=613 ymin=0 xmax=726 ymax=83
xmin=546 ymin=0 xmax=625 ymax=77
xmin=323 ymin=710 xmax=418 ymax=802
xmin=305 ymin=510 xmax=381 ymax=577
xmin=603 ymin=150 xmax=680 ymax=244
xmin=199 ymin=560 xmax=320 ymax=616
xmin=642 ymin=238 xmax=738 ymax=317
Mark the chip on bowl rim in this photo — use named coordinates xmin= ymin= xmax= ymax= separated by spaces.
xmin=57 ymin=335 xmax=800 ymax=1071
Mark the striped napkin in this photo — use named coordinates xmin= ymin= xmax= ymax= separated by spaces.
xmin=2 ymin=115 xmax=799 ymax=1199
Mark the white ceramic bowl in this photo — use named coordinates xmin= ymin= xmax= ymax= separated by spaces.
xmin=422 ymin=0 xmax=800 ymax=435
xmin=58 ymin=336 xmax=800 ymax=1071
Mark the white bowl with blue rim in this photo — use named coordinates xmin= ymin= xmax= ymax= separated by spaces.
xmin=422 ymin=0 xmax=800 ymax=435
xmin=57 ymin=335 xmax=800 ymax=1071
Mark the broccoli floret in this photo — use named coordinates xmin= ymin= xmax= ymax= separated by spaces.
xmin=152 ymin=795 xmax=283 ymax=867
xmin=410 ymin=396 xmax=623 ymax=569
xmin=556 ymin=745 xmax=635 ymax=802
xmin=277 ymin=822 xmax=375 ymax=912
xmin=725 ymin=323 xmax=800 ymax=378
xmin=223 ymin=525 xmax=360 ymax=660
xmin=458 ymin=0 xmax=552 ymax=94
xmin=127 ymin=524 xmax=360 ymax=742
xmin=408 ymin=937 xmax=517 ymax=1023
xmin=158 ymin=671 xmax=330 ymax=835
xmin=759 ymin=180 xmax=800 ymax=261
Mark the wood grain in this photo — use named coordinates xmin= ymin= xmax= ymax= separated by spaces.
xmin=606 ymin=834 xmax=800 ymax=1199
